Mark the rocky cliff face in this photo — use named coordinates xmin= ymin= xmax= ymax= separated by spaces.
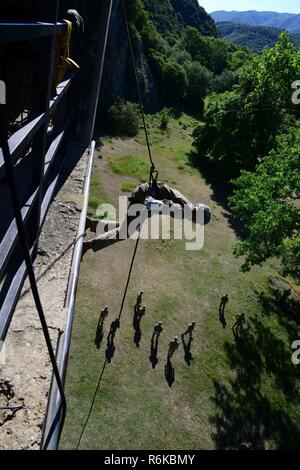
xmin=143 ymin=0 xmax=218 ymax=40
xmin=99 ymin=0 xmax=217 ymax=116
xmin=170 ymin=0 xmax=218 ymax=37
xmin=99 ymin=0 xmax=160 ymax=116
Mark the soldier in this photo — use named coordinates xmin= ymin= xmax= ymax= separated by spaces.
xmin=150 ymin=323 xmax=163 ymax=369
xmin=95 ymin=306 xmax=109 ymax=349
xmin=152 ymin=322 xmax=163 ymax=340
xmin=232 ymin=313 xmax=246 ymax=337
xmin=168 ymin=336 xmax=180 ymax=360
xmin=181 ymin=322 xmax=196 ymax=366
xmin=133 ymin=305 xmax=146 ymax=348
xmin=220 ymin=294 xmax=229 ymax=312
xmin=106 ymin=318 xmax=120 ymax=363
xmin=83 ymin=180 xmax=212 ymax=253
xmin=136 ymin=291 xmax=144 ymax=309
xmin=107 ymin=318 xmax=120 ymax=344
xmin=182 ymin=321 xmax=196 ymax=339
xmin=99 ymin=306 xmax=109 ymax=323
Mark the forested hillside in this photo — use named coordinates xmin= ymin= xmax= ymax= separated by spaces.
xmin=100 ymin=0 xmax=250 ymax=120
xmin=211 ymin=10 xmax=300 ymax=34
xmin=217 ymin=22 xmax=300 ymax=53
xmin=143 ymin=0 xmax=218 ymax=41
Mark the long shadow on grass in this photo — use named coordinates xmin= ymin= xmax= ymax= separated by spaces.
xmin=187 ymin=152 xmax=245 ymax=239
xmin=210 ymin=290 xmax=300 ymax=450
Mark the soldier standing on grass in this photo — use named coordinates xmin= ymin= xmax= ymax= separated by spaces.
xmin=150 ymin=323 xmax=163 ymax=369
xmin=168 ymin=337 xmax=180 ymax=360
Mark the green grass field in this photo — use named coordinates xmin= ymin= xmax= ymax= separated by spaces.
xmin=60 ymin=114 xmax=300 ymax=450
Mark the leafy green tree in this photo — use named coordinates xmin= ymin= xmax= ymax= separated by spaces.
xmin=181 ymin=27 xmax=229 ymax=74
xmin=208 ymin=37 xmax=229 ymax=75
xmin=193 ymin=33 xmax=300 ymax=177
xmin=181 ymin=27 xmax=212 ymax=67
xmin=149 ymin=51 xmax=188 ymax=105
xmin=169 ymin=47 xmax=192 ymax=66
xmin=229 ymin=134 xmax=300 ymax=281
xmin=164 ymin=61 xmax=188 ymax=105
xmin=108 ymin=98 xmax=140 ymax=137
xmin=228 ymin=48 xmax=251 ymax=71
xmin=212 ymin=68 xmax=238 ymax=93
xmin=184 ymin=62 xmax=212 ymax=114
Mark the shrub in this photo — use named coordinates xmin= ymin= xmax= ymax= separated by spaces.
xmin=108 ymin=98 xmax=140 ymax=137
xmin=160 ymin=107 xmax=171 ymax=130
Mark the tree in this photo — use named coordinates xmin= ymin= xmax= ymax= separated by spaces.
xmin=181 ymin=27 xmax=212 ymax=68
xmin=208 ymin=37 xmax=229 ymax=75
xmin=229 ymin=133 xmax=300 ymax=281
xmin=184 ymin=62 xmax=212 ymax=114
xmin=148 ymin=51 xmax=188 ymax=106
xmin=108 ymin=98 xmax=140 ymax=137
xmin=193 ymin=34 xmax=300 ymax=177
xmin=212 ymin=68 xmax=238 ymax=93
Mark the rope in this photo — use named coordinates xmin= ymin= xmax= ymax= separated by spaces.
xmin=120 ymin=0 xmax=157 ymax=184
xmin=117 ymin=233 xmax=141 ymax=320
xmin=76 ymin=233 xmax=141 ymax=449
xmin=77 ymin=0 xmax=153 ymax=448
xmin=0 ymin=121 xmax=66 ymax=451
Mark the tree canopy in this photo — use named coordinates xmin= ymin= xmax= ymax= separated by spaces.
xmin=230 ymin=133 xmax=300 ymax=281
xmin=193 ymin=33 xmax=300 ymax=177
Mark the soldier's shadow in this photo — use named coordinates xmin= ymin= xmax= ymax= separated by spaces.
xmin=219 ymin=306 xmax=227 ymax=328
xmin=165 ymin=358 xmax=175 ymax=387
xmin=181 ymin=334 xmax=193 ymax=366
xmin=106 ymin=334 xmax=116 ymax=363
xmin=150 ymin=336 xmax=159 ymax=369
xmin=95 ymin=320 xmax=104 ymax=349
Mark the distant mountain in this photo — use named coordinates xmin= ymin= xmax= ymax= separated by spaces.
xmin=217 ymin=22 xmax=300 ymax=53
xmin=211 ymin=11 xmax=300 ymax=34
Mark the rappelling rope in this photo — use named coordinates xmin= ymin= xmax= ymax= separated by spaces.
xmin=76 ymin=229 xmax=140 ymax=450
xmin=120 ymin=0 xmax=157 ymax=185
xmin=76 ymin=1 xmax=159 ymax=448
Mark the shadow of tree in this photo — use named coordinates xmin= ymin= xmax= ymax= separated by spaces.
xmin=187 ymin=151 xmax=246 ymax=238
xmin=210 ymin=288 xmax=300 ymax=449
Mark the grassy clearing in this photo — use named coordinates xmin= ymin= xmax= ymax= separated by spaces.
xmin=108 ymin=154 xmax=149 ymax=183
xmin=61 ymin=113 xmax=300 ymax=450
xmin=88 ymin=168 xmax=111 ymax=216
xmin=120 ymin=180 xmax=137 ymax=193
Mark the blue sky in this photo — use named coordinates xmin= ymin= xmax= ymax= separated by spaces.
xmin=199 ymin=0 xmax=300 ymax=14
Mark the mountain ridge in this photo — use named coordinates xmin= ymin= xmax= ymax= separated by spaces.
xmin=211 ymin=10 xmax=300 ymax=34
xmin=217 ymin=21 xmax=300 ymax=53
